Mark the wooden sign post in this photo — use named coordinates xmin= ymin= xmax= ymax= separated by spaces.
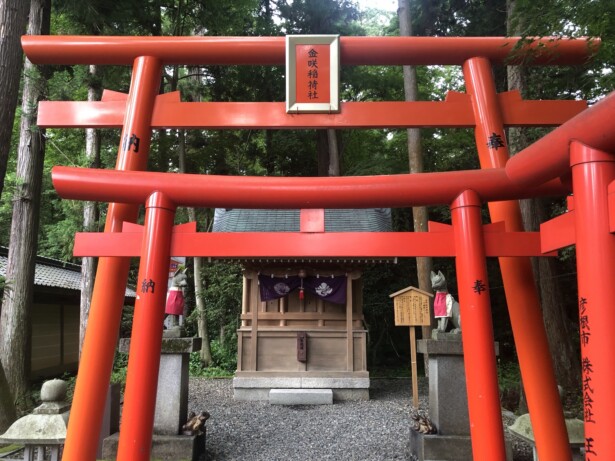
xmin=389 ymin=286 xmax=433 ymax=407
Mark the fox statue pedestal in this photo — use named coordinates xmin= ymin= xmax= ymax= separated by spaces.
xmin=409 ymin=333 xmax=511 ymax=461
xmin=103 ymin=337 xmax=205 ymax=461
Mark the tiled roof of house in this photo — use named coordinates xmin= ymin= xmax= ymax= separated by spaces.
xmin=213 ymin=208 xmax=392 ymax=232
xmin=0 ymin=248 xmax=136 ymax=297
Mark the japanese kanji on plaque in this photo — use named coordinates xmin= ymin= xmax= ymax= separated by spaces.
xmin=390 ymin=286 xmax=432 ymax=326
xmin=286 ymin=35 xmax=339 ymax=113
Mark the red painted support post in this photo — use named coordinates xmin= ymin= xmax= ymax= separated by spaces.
xmin=450 ymin=190 xmax=506 ymax=461
xmin=117 ymin=192 xmax=176 ymax=461
xmin=463 ymin=57 xmax=570 ymax=461
xmin=62 ymin=56 xmax=162 ymax=461
xmin=570 ymin=141 xmax=615 ymax=460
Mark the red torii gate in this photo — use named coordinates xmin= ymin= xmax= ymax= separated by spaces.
xmin=21 ymin=35 xmax=613 ymax=461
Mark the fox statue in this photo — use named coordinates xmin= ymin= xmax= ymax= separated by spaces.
xmin=430 ymin=270 xmax=461 ymax=333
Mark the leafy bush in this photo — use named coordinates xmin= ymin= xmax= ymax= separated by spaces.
xmin=498 ymin=361 xmax=521 ymax=412
xmin=189 ymin=340 xmax=236 ymax=378
xmin=110 ymin=352 xmax=129 ymax=388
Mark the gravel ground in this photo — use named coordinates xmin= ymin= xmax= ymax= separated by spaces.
xmin=188 ymin=377 xmax=534 ymax=461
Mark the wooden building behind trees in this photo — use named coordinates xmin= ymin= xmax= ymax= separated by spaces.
xmin=0 ymin=248 xmax=135 ymax=378
xmin=213 ymin=208 xmax=393 ymax=400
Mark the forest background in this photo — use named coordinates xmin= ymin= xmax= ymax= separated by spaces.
xmin=1 ymin=0 xmax=614 ymax=430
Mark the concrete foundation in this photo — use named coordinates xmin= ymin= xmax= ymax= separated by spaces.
xmin=112 ymin=337 xmax=205 ymax=460
xmin=419 ymin=339 xmax=470 ymax=435
xmin=155 ymin=353 xmax=190 ymax=435
xmin=233 ymin=376 xmax=369 ymax=401
xmin=409 ymin=431 xmax=473 ymax=461
xmin=102 ymin=432 xmax=205 ymax=461
xmin=120 ymin=337 xmax=202 ymax=436
xmin=410 ymin=336 xmax=510 ymax=461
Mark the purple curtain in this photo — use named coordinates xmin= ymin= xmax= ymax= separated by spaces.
xmin=258 ymin=275 xmax=302 ymax=301
xmin=304 ymin=276 xmax=347 ymax=304
xmin=258 ymin=274 xmax=347 ymax=305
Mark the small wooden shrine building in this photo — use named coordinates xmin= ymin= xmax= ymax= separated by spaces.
xmin=212 ymin=208 xmax=393 ymax=400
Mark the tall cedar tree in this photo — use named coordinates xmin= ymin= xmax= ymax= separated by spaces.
xmin=0 ymin=0 xmax=30 ymax=201
xmin=398 ymin=0 xmax=434 ymax=360
xmin=1 ymin=0 xmax=51 ymax=414
xmin=506 ymin=0 xmax=581 ymax=399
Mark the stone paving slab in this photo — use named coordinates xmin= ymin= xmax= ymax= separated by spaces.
xmin=269 ymin=389 xmax=333 ymax=405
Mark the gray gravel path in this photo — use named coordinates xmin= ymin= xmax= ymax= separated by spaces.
xmin=188 ymin=377 xmax=533 ymax=461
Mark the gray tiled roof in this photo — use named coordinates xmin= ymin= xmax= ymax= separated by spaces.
xmin=0 ymin=248 xmax=136 ymax=297
xmin=213 ymin=208 xmax=392 ymax=232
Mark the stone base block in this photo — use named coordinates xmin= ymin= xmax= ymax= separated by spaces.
xmin=234 ymin=387 xmax=271 ymax=401
xmin=102 ymin=432 xmax=205 ymax=461
xmin=332 ymin=388 xmax=369 ymax=401
xmin=233 ymin=376 xmax=369 ymax=401
xmin=409 ymin=431 xmax=513 ymax=461
xmin=269 ymin=389 xmax=333 ymax=405
xmin=409 ymin=431 xmax=473 ymax=461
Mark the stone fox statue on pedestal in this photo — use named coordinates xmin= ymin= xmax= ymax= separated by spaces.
xmin=430 ymin=270 xmax=461 ymax=333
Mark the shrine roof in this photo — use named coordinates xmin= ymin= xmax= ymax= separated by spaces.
xmin=212 ymin=208 xmax=392 ymax=233
xmin=0 ymin=247 xmax=136 ymax=298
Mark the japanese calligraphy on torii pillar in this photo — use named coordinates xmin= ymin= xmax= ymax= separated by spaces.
xmin=286 ymin=35 xmax=340 ymax=113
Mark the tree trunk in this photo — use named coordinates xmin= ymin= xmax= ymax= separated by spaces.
xmin=177 ymin=126 xmax=212 ymax=366
xmin=398 ymin=0 xmax=433 ymax=369
xmin=79 ymin=64 xmax=101 ymax=358
xmin=0 ymin=0 xmax=50 ymax=411
xmin=0 ymin=357 xmax=16 ymax=432
xmin=191 ymin=215 xmax=212 ymax=367
xmin=317 ymin=130 xmax=329 ymax=176
xmin=506 ymin=0 xmax=580 ymax=397
xmin=326 ymin=129 xmax=340 ymax=176
xmin=0 ymin=0 xmax=30 ymax=201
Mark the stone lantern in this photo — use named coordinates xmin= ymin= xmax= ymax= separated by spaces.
xmin=0 ymin=379 xmax=70 ymax=461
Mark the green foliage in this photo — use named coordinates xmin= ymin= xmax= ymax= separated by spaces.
xmin=119 ymin=306 xmax=135 ymax=338
xmin=61 ymin=373 xmax=77 ymax=402
xmin=200 ymin=262 xmax=243 ymax=339
xmin=189 ymin=339 xmax=237 ymax=378
xmin=111 ymin=352 xmax=129 ymax=386
xmin=3 ymin=0 xmax=610 ymax=384
xmin=55 ymin=353 xmax=129 ymax=404
xmin=362 ymin=259 xmax=418 ymax=368
xmin=277 ymin=0 xmax=361 ymax=35
xmin=498 ymin=361 xmax=521 ymax=391
xmin=498 ymin=361 xmax=522 ymax=412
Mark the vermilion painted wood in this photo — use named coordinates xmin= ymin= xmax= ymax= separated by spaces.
xmin=61 ymin=57 xmax=162 ymax=461
xmin=608 ymin=182 xmax=615 ymax=234
xmin=51 ymin=166 xmax=570 ymax=209
xmin=21 ymin=35 xmax=598 ymax=66
xmin=71 ymin=229 xmax=549 ymax=258
xmin=540 ymin=210 xmax=576 ymax=252
xmin=36 ymin=93 xmax=587 ymax=129
xmin=507 ymin=89 xmax=615 ymax=187
xmin=463 ymin=57 xmax=571 ymax=461
xmin=570 ymin=141 xmax=615 ymax=460
xmin=117 ymin=193 xmax=176 ymax=461
xmin=451 ymin=190 xmax=507 ymax=461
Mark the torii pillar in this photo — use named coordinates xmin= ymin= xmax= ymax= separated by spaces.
xmin=463 ymin=57 xmax=570 ymax=461
xmin=570 ymin=141 xmax=615 ymax=459
xmin=451 ymin=190 xmax=507 ymax=461
xmin=62 ymin=56 xmax=162 ymax=461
